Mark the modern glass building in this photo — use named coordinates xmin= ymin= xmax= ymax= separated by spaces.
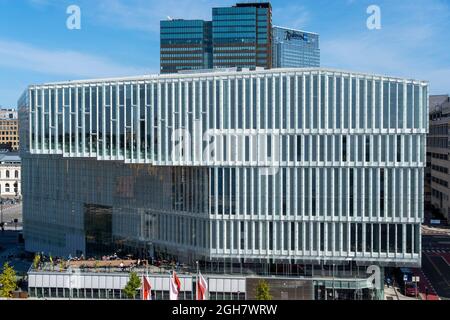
xmin=19 ymin=68 xmax=427 ymax=282
xmin=212 ymin=2 xmax=272 ymax=69
xmin=160 ymin=19 xmax=213 ymax=74
xmin=160 ymin=2 xmax=273 ymax=73
xmin=272 ymin=26 xmax=320 ymax=68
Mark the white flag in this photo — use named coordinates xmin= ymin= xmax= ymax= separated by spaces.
xmin=169 ymin=271 xmax=181 ymax=300
xmin=197 ymin=272 xmax=208 ymax=300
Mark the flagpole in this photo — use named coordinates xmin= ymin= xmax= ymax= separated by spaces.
xmin=146 ymin=264 xmax=148 ymax=300
xmin=196 ymin=260 xmax=199 ymax=301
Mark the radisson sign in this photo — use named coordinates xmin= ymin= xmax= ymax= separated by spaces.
xmin=284 ymin=30 xmax=308 ymax=42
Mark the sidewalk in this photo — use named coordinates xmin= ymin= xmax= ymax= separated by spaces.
xmin=422 ymin=225 xmax=450 ymax=236
xmin=384 ymin=286 xmax=399 ymax=300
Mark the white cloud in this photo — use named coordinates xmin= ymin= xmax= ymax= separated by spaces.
xmin=273 ymin=4 xmax=310 ymax=30
xmin=91 ymin=0 xmax=235 ymax=33
xmin=322 ymin=0 xmax=450 ymax=94
xmin=322 ymin=35 xmax=450 ymax=93
xmin=0 ymin=39 xmax=149 ymax=79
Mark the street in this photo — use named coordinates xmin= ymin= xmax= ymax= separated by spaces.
xmin=0 ymin=202 xmax=23 ymax=229
xmin=0 ymin=202 xmax=29 ymax=275
xmin=0 ymin=229 xmax=30 ymax=275
xmin=419 ymin=234 xmax=450 ymax=300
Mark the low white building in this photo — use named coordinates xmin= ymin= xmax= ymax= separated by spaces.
xmin=0 ymin=152 xmax=21 ymax=199
xmin=28 ymin=264 xmax=378 ymax=300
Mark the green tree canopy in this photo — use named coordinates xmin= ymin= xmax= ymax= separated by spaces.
xmin=32 ymin=253 xmax=40 ymax=270
xmin=0 ymin=262 xmax=18 ymax=298
xmin=123 ymin=271 xmax=141 ymax=299
xmin=255 ymin=279 xmax=272 ymax=300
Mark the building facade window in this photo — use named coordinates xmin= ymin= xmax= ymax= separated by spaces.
xmin=19 ymin=68 xmax=427 ymax=270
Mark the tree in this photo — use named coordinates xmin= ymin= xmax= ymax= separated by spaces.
xmin=0 ymin=262 xmax=18 ymax=298
xmin=255 ymin=279 xmax=272 ymax=300
xmin=123 ymin=272 xmax=141 ymax=299
xmin=32 ymin=253 xmax=40 ymax=270
xmin=59 ymin=259 xmax=65 ymax=272
xmin=49 ymin=254 xmax=54 ymax=271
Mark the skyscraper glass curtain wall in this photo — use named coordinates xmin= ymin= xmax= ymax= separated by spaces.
xmin=212 ymin=2 xmax=272 ymax=69
xmin=160 ymin=20 xmax=213 ymax=74
xmin=272 ymin=26 xmax=320 ymax=68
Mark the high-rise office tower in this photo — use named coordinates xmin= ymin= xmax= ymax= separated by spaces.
xmin=160 ymin=19 xmax=212 ymax=74
xmin=212 ymin=2 xmax=272 ymax=69
xmin=160 ymin=2 xmax=274 ymax=73
xmin=161 ymin=3 xmax=323 ymax=73
xmin=272 ymin=26 xmax=320 ymax=68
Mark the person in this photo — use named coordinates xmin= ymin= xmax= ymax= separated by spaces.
xmin=425 ymin=287 xmax=429 ymax=300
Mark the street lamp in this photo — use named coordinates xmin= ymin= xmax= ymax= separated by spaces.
xmin=332 ymin=263 xmax=335 ymax=300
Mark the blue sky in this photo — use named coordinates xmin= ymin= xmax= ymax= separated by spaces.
xmin=0 ymin=0 xmax=449 ymax=107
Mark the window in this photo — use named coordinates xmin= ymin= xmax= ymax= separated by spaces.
xmin=342 ymin=136 xmax=347 ymax=161
xmin=365 ymin=136 xmax=371 ymax=162
xmin=380 ymin=169 xmax=385 ymax=217
xmin=5 ymin=170 xmax=9 ymax=178
xmin=15 ymin=170 xmax=18 ymax=178
xmin=5 ymin=183 xmax=10 ymax=193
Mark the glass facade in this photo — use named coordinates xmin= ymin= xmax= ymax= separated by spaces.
xmin=26 ymin=267 xmax=380 ymax=300
xmin=212 ymin=3 xmax=272 ymax=69
xmin=272 ymin=26 xmax=320 ymax=68
xmin=160 ymin=3 xmax=272 ymax=73
xmin=19 ymin=68 xmax=427 ymax=268
xmin=27 ymin=271 xmax=196 ymax=300
xmin=160 ymin=20 xmax=212 ymax=73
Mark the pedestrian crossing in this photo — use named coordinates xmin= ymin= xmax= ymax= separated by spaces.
xmin=423 ymin=248 xmax=450 ymax=253
xmin=412 ymin=268 xmax=440 ymax=301
xmin=423 ymin=231 xmax=450 ymax=236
